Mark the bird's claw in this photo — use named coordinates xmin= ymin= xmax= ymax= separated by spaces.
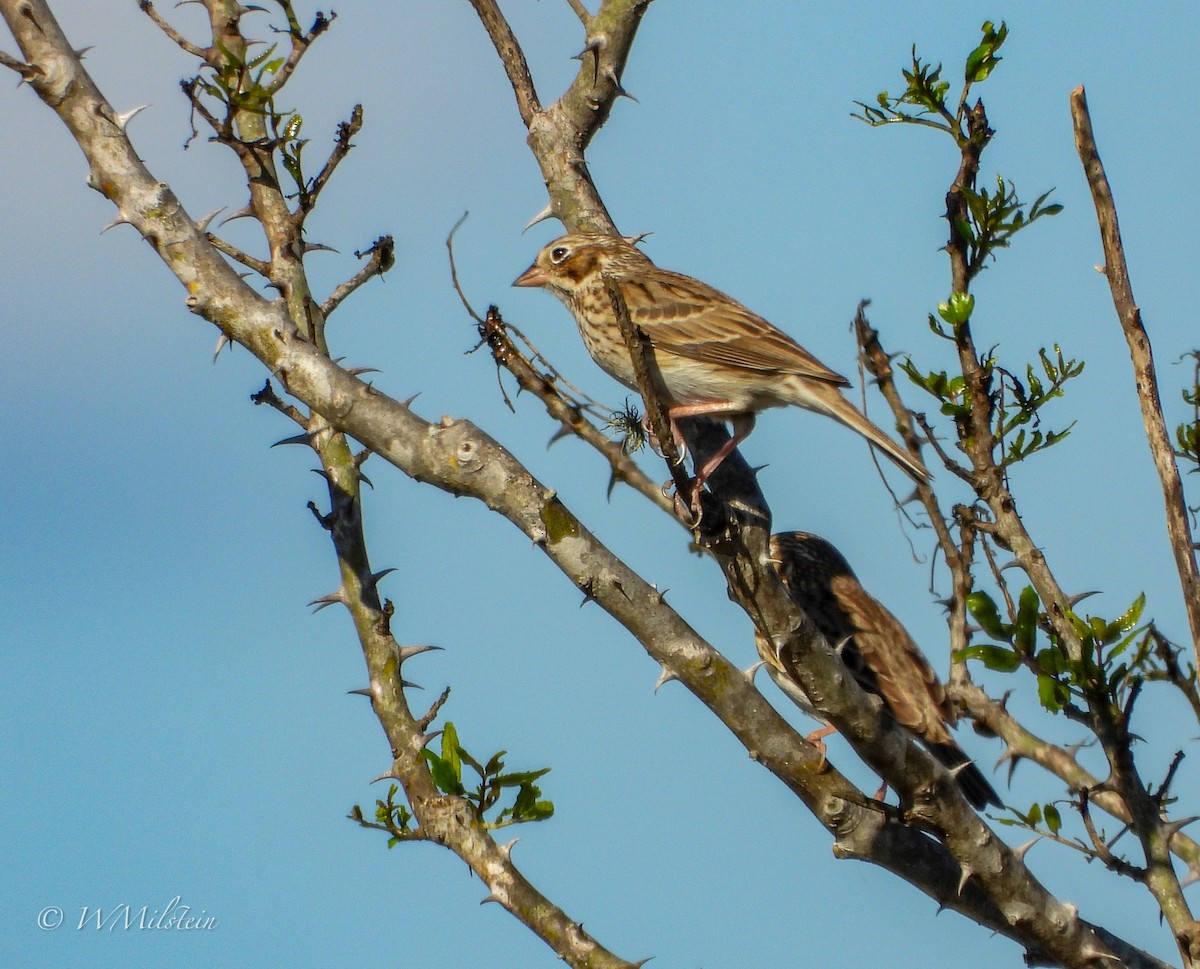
xmin=664 ymin=477 xmax=704 ymax=529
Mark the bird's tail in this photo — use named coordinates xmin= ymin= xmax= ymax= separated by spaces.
xmin=790 ymin=381 xmax=931 ymax=484
xmin=927 ymin=742 xmax=1002 ymax=810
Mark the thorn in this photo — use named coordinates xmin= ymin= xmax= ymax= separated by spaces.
xmin=309 ymin=590 xmax=346 ymax=612
xmin=547 ymin=424 xmax=573 ymax=447
xmin=367 ymin=568 xmax=396 ymax=590
xmin=1067 ymin=590 xmax=1101 ymax=607
xmin=401 ymin=393 xmax=421 ymax=409
xmin=114 ymin=103 xmax=149 ymax=130
xmin=345 ymin=366 xmax=381 ymax=377
xmin=947 ymin=759 xmax=978 ymax=779
xmin=272 ymin=432 xmax=315 ymax=448
xmin=480 ymin=893 xmax=502 ymax=906
xmin=100 ymin=214 xmax=133 ymax=234
xmin=1012 ymin=837 xmax=1041 ymax=861
xmin=301 ymin=241 xmax=339 ymax=254
xmin=523 ymin=203 xmax=555 ymax=232
xmin=197 ymin=207 xmax=226 ymax=232
xmin=311 ymin=468 xmax=331 ymax=483
xmin=572 ymin=34 xmax=605 ymax=84
xmin=571 ymin=36 xmax=605 ymax=61
xmin=1076 ymin=945 xmax=1123 ymax=966
xmin=603 ymin=68 xmax=638 ymax=102
xmin=347 ymin=687 xmax=374 ymax=697
xmin=401 ymin=679 xmax=423 ymax=691
xmin=653 ymin=666 xmax=677 ymax=692
xmin=418 ymin=731 xmax=442 ymax=750
xmin=220 ymin=204 xmax=255 ymax=225
xmin=578 ymin=577 xmax=596 ymax=607
xmin=498 ymin=838 xmax=519 ymax=859
xmin=74 ymin=45 xmax=94 ymax=59
xmin=213 ymin=333 xmax=231 ymax=362
xmin=397 ymin=644 xmax=443 ymax=662
xmin=1064 ymin=738 xmax=1094 ymax=758
xmin=994 ymin=745 xmax=1020 ymax=766
xmin=743 ymin=659 xmax=766 ymax=682
xmin=957 ymin=864 xmax=974 ymax=895
xmin=370 ymin=770 xmax=399 ymax=784
xmin=1164 ymin=816 xmax=1200 ymax=839
xmin=632 ymin=959 xmax=655 ymax=968
xmin=359 ymin=472 xmax=374 ymax=489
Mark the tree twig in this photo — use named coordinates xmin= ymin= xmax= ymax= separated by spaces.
xmin=1070 ymin=85 xmax=1200 ymax=668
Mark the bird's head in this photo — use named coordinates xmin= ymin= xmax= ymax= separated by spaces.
xmin=513 ymin=232 xmax=652 ymax=295
xmin=769 ymin=531 xmax=856 ymax=597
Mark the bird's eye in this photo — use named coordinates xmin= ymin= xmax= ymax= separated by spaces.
xmin=550 ymin=245 xmax=570 ymax=264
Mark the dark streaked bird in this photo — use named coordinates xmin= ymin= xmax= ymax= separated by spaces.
xmin=757 ymin=531 xmax=1001 ymax=810
xmin=513 ymin=233 xmax=929 ymax=497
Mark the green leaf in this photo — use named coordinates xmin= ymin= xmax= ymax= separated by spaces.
xmin=1037 ymin=673 xmax=1067 ymax=712
xmin=1013 ymin=586 xmax=1040 ymax=654
xmin=441 ymin=722 xmax=463 ymax=786
xmin=966 ymin=591 xmax=1010 ymax=641
xmin=937 ymin=291 xmax=976 ymax=326
xmin=493 ymin=767 xmax=552 ymax=788
xmin=421 ymin=748 xmax=464 ymax=796
xmin=956 ymin=644 xmax=1021 ymax=672
xmin=1106 ymin=593 xmax=1146 ymax=642
xmin=1044 ymin=803 xmax=1062 ymax=834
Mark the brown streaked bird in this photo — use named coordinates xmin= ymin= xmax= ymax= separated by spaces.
xmin=513 ymin=233 xmax=929 ymax=495
xmin=757 ymin=531 xmax=1001 ymax=810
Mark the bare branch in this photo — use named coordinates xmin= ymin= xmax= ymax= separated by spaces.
xmin=137 ymin=1 xmax=209 ymax=59
xmin=604 ymin=274 xmax=694 ymax=516
xmin=207 ymin=232 xmax=270 ymax=276
xmin=322 ymin=235 xmax=395 ymax=318
xmin=464 ymin=0 xmax=542 ymax=125
xmin=301 ymin=416 xmax=640 ymax=969
xmin=298 ymin=104 xmax=363 ymax=221
xmin=565 ymin=0 xmax=591 ymax=26
xmin=474 ymin=305 xmax=676 ymax=515
xmin=1070 ymin=85 xmax=1200 ymax=666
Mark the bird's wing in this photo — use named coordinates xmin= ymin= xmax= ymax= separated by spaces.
xmin=619 ymin=271 xmax=850 ymax=385
xmin=829 ymin=573 xmax=957 ymax=746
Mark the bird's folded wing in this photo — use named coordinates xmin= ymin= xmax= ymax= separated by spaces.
xmin=830 ymin=574 xmax=957 ymax=746
xmin=621 ymin=273 xmax=850 ymax=385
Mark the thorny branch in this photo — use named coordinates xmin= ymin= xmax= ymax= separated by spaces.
xmin=0 ymin=1 xmax=1185 ymax=966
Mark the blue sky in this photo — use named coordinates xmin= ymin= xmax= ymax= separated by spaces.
xmin=4 ymin=2 xmax=1199 ymax=967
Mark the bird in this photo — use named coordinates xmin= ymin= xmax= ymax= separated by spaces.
xmin=513 ymin=233 xmax=929 ymax=500
xmin=757 ymin=531 xmax=1001 ymax=810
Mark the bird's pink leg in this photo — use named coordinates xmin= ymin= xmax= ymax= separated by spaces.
xmin=646 ymin=404 xmax=755 ymax=520
xmin=664 ymin=406 xmax=756 ymax=510
xmin=806 ymin=723 xmax=837 ymax=772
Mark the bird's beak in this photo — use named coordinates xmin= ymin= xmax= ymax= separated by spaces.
xmin=513 ymin=264 xmax=547 ymax=287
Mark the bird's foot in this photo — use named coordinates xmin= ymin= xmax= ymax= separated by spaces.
xmin=806 ymin=724 xmax=838 ymax=773
xmin=663 ymin=477 xmax=704 ymax=529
